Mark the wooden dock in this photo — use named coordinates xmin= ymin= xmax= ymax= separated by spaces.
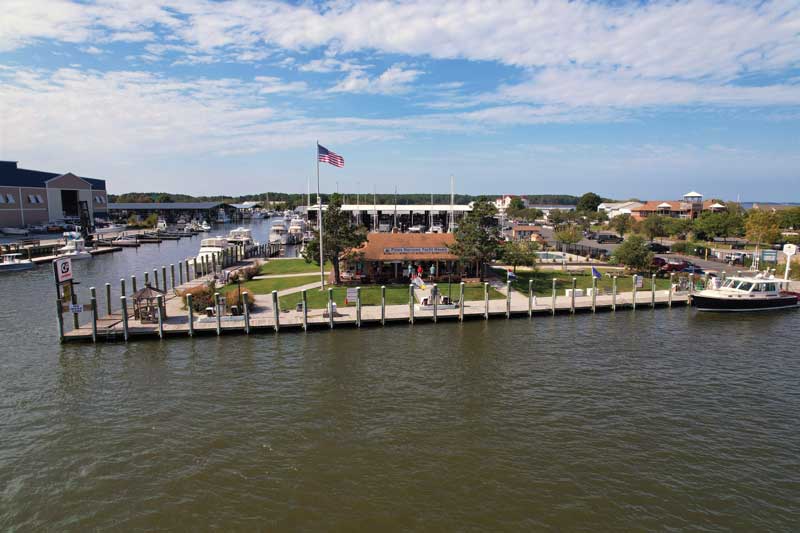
xmin=61 ymin=287 xmax=690 ymax=343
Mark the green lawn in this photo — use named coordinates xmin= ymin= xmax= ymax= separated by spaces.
xmin=501 ymin=268 xmax=671 ymax=296
xmin=277 ymin=282 xmax=504 ymax=311
xmin=224 ymin=274 xmax=319 ymax=295
xmin=258 ymin=258 xmax=332 ymax=275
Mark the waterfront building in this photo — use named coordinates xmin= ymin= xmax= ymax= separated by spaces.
xmin=108 ymin=201 xmax=237 ymax=223
xmin=306 ymin=203 xmax=472 ymax=232
xmin=0 ymin=160 xmax=108 ymax=228
xmin=511 ymin=224 xmax=544 ymax=242
xmin=631 ymin=191 xmax=726 ymax=220
xmin=493 ymin=195 xmax=528 ymax=212
xmin=597 ymin=201 xmax=643 ymax=218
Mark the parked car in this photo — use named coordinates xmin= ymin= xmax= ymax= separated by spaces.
xmin=660 ymin=260 xmax=692 ymax=273
xmin=681 ymin=265 xmax=706 ymax=275
xmin=652 ymin=256 xmax=667 ymax=268
xmin=597 ymin=234 xmax=623 ymax=244
xmin=584 ymin=230 xmax=597 ymax=240
xmin=646 ymin=242 xmax=670 ymax=253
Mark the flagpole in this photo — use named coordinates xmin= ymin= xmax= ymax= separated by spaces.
xmin=317 ymin=141 xmax=325 ymax=289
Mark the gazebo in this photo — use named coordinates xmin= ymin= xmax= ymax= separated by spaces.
xmin=132 ymin=284 xmax=167 ymax=323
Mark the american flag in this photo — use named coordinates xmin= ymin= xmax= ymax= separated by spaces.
xmin=318 ymin=144 xmax=344 ymax=168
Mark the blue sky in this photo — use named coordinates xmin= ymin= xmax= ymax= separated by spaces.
xmin=0 ymin=0 xmax=799 ymax=201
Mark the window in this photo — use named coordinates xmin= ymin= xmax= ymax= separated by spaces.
xmin=0 ymin=194 xmax=5 ymax=204
xmin=737 ymin=282 xmax=753 ymax=291
xmin=764 ymin=283 xmax=776 ymax=292
xmin=6 ymin=194 xmax=14 ymax=204
xmin=35 ymin=195 xmax=43 ymax=204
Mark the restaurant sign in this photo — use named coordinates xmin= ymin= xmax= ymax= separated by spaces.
xmin=383 ymin=247 xmax=450 ymax=255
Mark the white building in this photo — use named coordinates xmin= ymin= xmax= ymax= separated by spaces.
xmin=597 ymin=201 xmax=643 ymax=219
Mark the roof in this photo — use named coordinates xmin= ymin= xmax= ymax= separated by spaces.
xmin=108 ymin=202 xmax=225 ymax=210
xmin=132 ymin=284 xmax=165 ymax=300
xmin=598 ymin=201 xmax=642 ymax=210
xmin=634 ymin=201 xmax=692 ymax=212
xmin=231 ymin=201 xmax=261 ymax=209
xmin=0 ymin=161 xmax=106 ymax=190
xmin=512 ymin=224 xmax=542 ymax=231
xmin=353 ymin=232 xmax=458 ymax=261
xmin=683 ymin=191 xmax=703 ymax=197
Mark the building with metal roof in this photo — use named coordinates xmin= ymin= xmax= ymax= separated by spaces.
xmin=0 ymin=161 xmax=108 ymax=228
xmin=108 ymin=201 xmax=236 ymax=223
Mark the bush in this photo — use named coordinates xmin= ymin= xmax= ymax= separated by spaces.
xmin=176 ymin=281 xmax=216 ymax=311
xmin=229 ymin=261 xmax=261 ymax=283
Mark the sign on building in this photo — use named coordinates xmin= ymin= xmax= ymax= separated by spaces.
xmin=383 ymin=247 xmax=450 ymax=255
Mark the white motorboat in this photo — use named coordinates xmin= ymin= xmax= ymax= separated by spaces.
xmin=288 ymin=218 xmax=306 ymax=244
xmin=196 ymin=236 xmax=230 ymax=263
xmin=216 ymin=208 xmax=229 ymax=224
xmin=427 ymin=224 xmax=444 ymax=234
xmin=227 ymin=227 xmax=258 ymax=250
xmin=0 ymin=253 xmax=34 ymax=272
xmin=691 ymin=272 xmax=799 ymax=312
xmin=270 ymin=220 xmax=287 ymax=244
xmin=59 ymin=234 xmax=92 ymax=260
xmin=1 ymin=227 xmax=30 ymax=236
xmin=200 ymin=220 xmax=211 ymax=231
xmin=156 ymin=218 xmax=168 ymax=232
xmin=408 ymin=225 xmax=425 ymax=233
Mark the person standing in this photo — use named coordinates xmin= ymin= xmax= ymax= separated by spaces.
xmin=417 ymin=264 xmax=423 ymax=278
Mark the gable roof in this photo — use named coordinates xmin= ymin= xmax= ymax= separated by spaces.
xmin=0 ymin=161 xmax=107 ymax=190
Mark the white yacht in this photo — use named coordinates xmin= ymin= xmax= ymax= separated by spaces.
xmin=200 ymin=220 xmax=211 ymax=232
xmin=227 ymin=227 xmax=258 ymax=250
xmin=691 ymin=272 xmax=799 ymax=312
xmin=1 ymin=227 xmax=29 ymax=236
xmin=288 ymin=218 xmax=306 ymax=244
xmin=156 ymin=218 xmax=168 ymax=232
xmin=269 ymin=220 xmax=287 ymax=244
xmin=216 ymin=208 xmax=230 ymax=224
xmin=0 ymin=253 xmax=34 ymax=272
xmin=196 ymin=236 xmax=230 ymax=263
xmin=59 ymin=233 xmax=92 ymax=260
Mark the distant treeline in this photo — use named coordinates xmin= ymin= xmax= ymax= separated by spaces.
xmin=108 ymin=192 xmax=582 ymax=207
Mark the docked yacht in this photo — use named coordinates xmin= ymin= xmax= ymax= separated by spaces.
xmin=269 ymin=220 xmax=287 ymax=244
xmin=1 ymin=227 xmax=30 ymax=236
xmin=59 ymin=233 xmax=92 ymax=260
xmin=216 ymin=208 xmax=230 ymax=224
xmin=156 ymin=218 xmax=168 ymax=232
xmin=199 ymin=220 xmax=211 ymax=232
xmin=288 ymin=218 xmax=306 ymax=244
xmin=0 ymin=253 xmax=34 ymax=272
xmin=227 ymin=227 xmax=258 ymax=250
xmin=196 ymin=236 xmax=230 ymax=263
xmin=691 ymin=272 xmax=799 ymax=312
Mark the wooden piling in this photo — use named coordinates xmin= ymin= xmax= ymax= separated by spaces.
xmin=528 ymin=279 xmax=533 ymax=317
xmin=551 ymin=278 xmax=557 ymax=315
xmin=131 ymin=274 xmax=137 ymax=293
xmin=105 ymin=283 xmax=112 ymax=316
xmin=356 ymin=286 xmax=362 ymax=327
xmin=432 ymin=283 xmax=438 ymax=323
xmin=162 ymin=266 xmax=167 ymax=291
xmin=328 ymin=288 xmax=334 ymax=329
xmin=170 ymin=264 xmax=176 ymax=291
xmin=90 ymin=287 xmax=98 ymax=343
xmin=120 ymin=296 xmax=129 ymax=342
xmin=187 ymin=294 xmax=194 ymax=336
xmin=612 ymin=276 xmax=617 ymax=310
xmin=668 ymin=273 xmax=674 ymax=307
xmin=70 ymin=284 xmax=79 ymax=329
xmin=156 ymin=295 xmax=164 ymax=339
xmin=242 ymin=292 xmax=250 ymax=334
xmin=153 ymin=269 xmax=159 ymax=290
xmin=120 ymin=278 xmax=126 ymax=297
xmin=459 ymin=282 xmax=465 ymax=322
xmin=214 ymin=292 xmax=221 ymax=335
xmin=570 ymin=278 xmax=576 ymax=313
xmin=178 ymin=261 xmax=184 ymax=285
xmin=302 ymin=289 xmax=308 ymax=330
xmin=505 ymin=280 xmax=511 ymax=318
xmin=55 ymin=298 xmax=64 ymax=343
xmin=591 ymin=276 xmax=597 ymax=312
xmin=409 ymin=284 xmax=414 ymax=324
xmin=484 ymin=282 xmax=489 ymax=319
xmin=651 ymin=274 xmax=656 ymax=307
xmin=144 ymin=271 xmax=149 ymax=287
xmin=381 ymin=286 xmax=386 ymax=325
xmin=632 ymin=275 xmax=637 ymax=310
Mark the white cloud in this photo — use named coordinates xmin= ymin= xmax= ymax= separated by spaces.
xmin=329 ymin=64 xmax=423 ymax=94
xmin=255 ymin=76 xmax=308 ymax=94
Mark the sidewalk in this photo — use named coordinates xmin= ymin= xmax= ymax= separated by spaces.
xmin=252 ymin=271 xmax=329 ymax=280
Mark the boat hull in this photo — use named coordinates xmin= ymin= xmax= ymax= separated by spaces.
xmin=0 ymin=263 xmax=35 ymax=272
xmin=691 ymin=294 xmax=799 ymax=312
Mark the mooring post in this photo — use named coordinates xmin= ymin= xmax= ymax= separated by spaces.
xmin=211 ymin=254 xmax=217 ymax=275
xmin=186 ymin=260 xmax=191 ymax=282
xmin=143 ymin=271 xmax=149 ymax=288
xmin=570 ymin=278 xmax=577 ymax=313
xmin=668 ymin=273 xmax=674 ymax=307
xmin=120 ymin=278 xmax=126 ymax=297
xmin=193 ymin=259 xmax=198 ymax=279
xmin=356 ymin=286 xmax=362 ymax=327
xmin=153 ymin=269 xmax=159 ymax=290
xmin=432 ymin=284 xmax=438 ymax=323
xmin=328 ymin=288 xmax=334 ymax=329
xmin=120 ymin=296 xmax=129 ymax=342
xmin=242 ymin=292 xmax=250 ymax=334
xmin=690 ymin=273 xmax=695 ymax=294
xmin=105 ymin=282 xmax=112 ymax=316
xmin=528 ymin=279 xmax=533 ymax=317
xmin=70 ymin=284 xmax=79 ymax=329
xmin=214 ymin=292 xmax=221 ymax=335
xmin=632 ymin=275 xmax=637 ymax=310
xmin=505 ymin=280 xmax=511 ymax=318
xmin=484 ymin=282 xmax=489 ymax=319
xmin=89 ymin=287 xmax=98 ymax=343
xmin=271 ymin=290 xmax=279 ymax=332
xmin=459 ymin=282 xmax=465 ymax=322
xmin=409 ymin=284 xmax=414 ymax=324
xmin=55 ymin=298 xmax=64 ymax=343
xmin=551 ymin=278 xmax=557 ymax=315
xmin=721 ymin=271 xmax=726 ymax=282
xmin=612 ymin=276 xmax=617 ymax=310
xmin=178 ymin=261 xmax=184 ymax=285
xmin=156 ymin=295 xmax=164 ymax=339
xmin=381 ymin=285 xmax=386 ymax=325
xmin=161 ymin=266 xmax=167 ymax=291
xmin=131 ymin=274 xmax=137 ymax=293
xmin=302 ymin=289 xmax=308 ymax=330
xmin=651 ymin=274 xmax=657 ymax=307
xmin=591 ymin=276 xmax=597 ymax=313
xmin=186 ymin=293 xmax=194 ymax=336
xmin=170 ymin=264 xmax=176 ymax=291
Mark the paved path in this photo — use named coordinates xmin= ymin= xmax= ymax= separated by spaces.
xmin=252 ymin=271 xmax=329 ymax=280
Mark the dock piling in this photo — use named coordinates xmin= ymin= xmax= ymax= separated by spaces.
xmin=55 ymin=298 xmax=64 ymax=343
xmin=668 ymin=273 xmax=674 ymax=307
xmin=409 ymin=284 xmax=414 ymax=324
xmin=156 ymin=295 xmax=164 ymax=339
xmin=571 ymin=278 xmax=576 ymax=313
xmin=105 ymin=283 xmax=112 ymax=316
xmin=186 ymin=294 xmax=194 ymax=336
xmin=528 ymin=279 xmax=533 ymax=317
xmin=120 ymin=296 xmax=129 ymax=342
xmin=381 ymin=286 xmax=386 ymax=325
xmin=651 ymin=274 xmax=656 ymax=307
xmin=302 ymin=290 xmax=308 ymax=330
xmin=120 ymin=278 xmax=126 ymax=297
xmin=170 ymin=264 xmax=175 ymax=291
xmin=484 ymin=282 xmax=489 ymax=319
xmin=356 ymin=286 xmax=362 ymax=327
xmin=144 ymin=271 xmax=149 ymax=287
xmin=153 ymin=269 xmax=159 ymax=290
xmin=272 ymin=290 xmax=280 ymax=332
xmin=178 ymin=261 xmax=184 ymax=285
xmin=459 ymin=282 xmax=465 ymax=322
xmin=70 ymin=284 xmax=79 ymax=329
xmin=591 ymin=276 xmax=597 ymax=312
xmin=242 ymin=292 xmax=250 ymax=334
xmin=505 ymin=280 xmax=511 ymax=318
xmin=214 ymin=292 xmax=221 ymax=335
xmin=211 ymin=254 xmax=217 ymax=275
xmin=328 ymin=288 xmax=334 ymax=329
xmin=632 ymin=275 xmax=637 ymax=310
xmin=131 ymin=274 xmax=137 ymax=293
xmin=161 ymin=266 xmax=167 ymax=290
xmin=87 ymin=287 xmax=97 ymax=343
xmin=432 ymin=284 xmax=438 ymax=323
xmin=612 ymin=276 xmax=617 ymax=310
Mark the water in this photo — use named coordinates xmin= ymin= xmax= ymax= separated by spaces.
xmin=1 ymin=220 xmax=799 ymax=530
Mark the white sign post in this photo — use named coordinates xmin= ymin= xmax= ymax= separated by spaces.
xmin=783 ymin=243 xmax=797 ymax=280
xmin=345 ymin=287 xmax=358 ymax=304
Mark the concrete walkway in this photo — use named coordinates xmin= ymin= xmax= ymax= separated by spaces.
xmin=252 ymin=271 xmax=329 ymax=280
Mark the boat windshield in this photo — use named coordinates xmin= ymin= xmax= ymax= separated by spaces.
xmin=736 ymin=281 xmax=754 ymax=291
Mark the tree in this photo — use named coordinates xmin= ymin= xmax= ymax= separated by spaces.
xmin=554 ymin=225 xmax=582 ymax=249
xmin=502 ymin=240 xmax=539 ymax=273
xmin=639 ymin=215 xmax=668 ymax=242
xmin=609 ymin=213 xmax=634 ymax=237
xmin=611 ymin=235 xmax=654 ymax=271
xmin=449 ymin=200 xmax=502 ymax=280
xmin=693 ymin=210 xmax=744 ymax=241
xmin=508 ymin=197 xmax=526 ymax=211
xmin=664 ymin=217 xmax=693 ymax=239
xmin=576 ymin=192 xmax=603 ymax=213
xmin=507 ymin=206 xmax=543 ymax=222
xmin=745 ymin=209 xmax=781 ymax=249
xmin=779 ymin=206 xmax=800 ymax=229
xmin=155 ymin=193 xmax=174 ymax=203
xmin=302 ymin=193 xmax=367 ymax=284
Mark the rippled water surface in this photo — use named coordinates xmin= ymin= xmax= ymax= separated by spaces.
xmin=1 ymin=220 xmax=799 ymax=530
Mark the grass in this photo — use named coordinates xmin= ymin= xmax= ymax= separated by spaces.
xmin=277 ymin=282 xmax=504 ymax=311
xmin=502 ymin=268 xmax=672 ymax=296
xmin=258 ymin=258 xmax=332 ymax=276
xmin=224 ymin=274 xmax=319 ymax=295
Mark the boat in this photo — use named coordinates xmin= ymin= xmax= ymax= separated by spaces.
xmin=269 ymin=220 xmax=287 ymax=244
xmin=0 ymin=253 xmax=34 ymax=272
xmin=288 ymin=217 xmax=306 ymax=244
xmin=408 ymin=225 xmax=425 ymax=233
xmin=156 ymin=218 xmax=168 ymax=232
xmin=196 ymin=236 xmax=230 ymax=263
xmin=427 ymin=224 xmax=444 ymax=234
xmin=691 ymin=272 xmax=799 ymax=312
xmin=1 ymin=227 xmax=30 ymax=236
xmin=216 ymin=208 xmax=230 ymax=224
xmin=200 ymin=220 xmax=211 ymax=232
xmin=59 ymin=233 xmax=92 ymax=260
xmin=112 ymin=234 xmax=140 ymax=247
xmin=227 ymin=227 xmax=258 ymax=250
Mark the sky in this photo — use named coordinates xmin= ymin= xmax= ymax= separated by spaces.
xmin=0 ymin=0 xmax=799 ymax=201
